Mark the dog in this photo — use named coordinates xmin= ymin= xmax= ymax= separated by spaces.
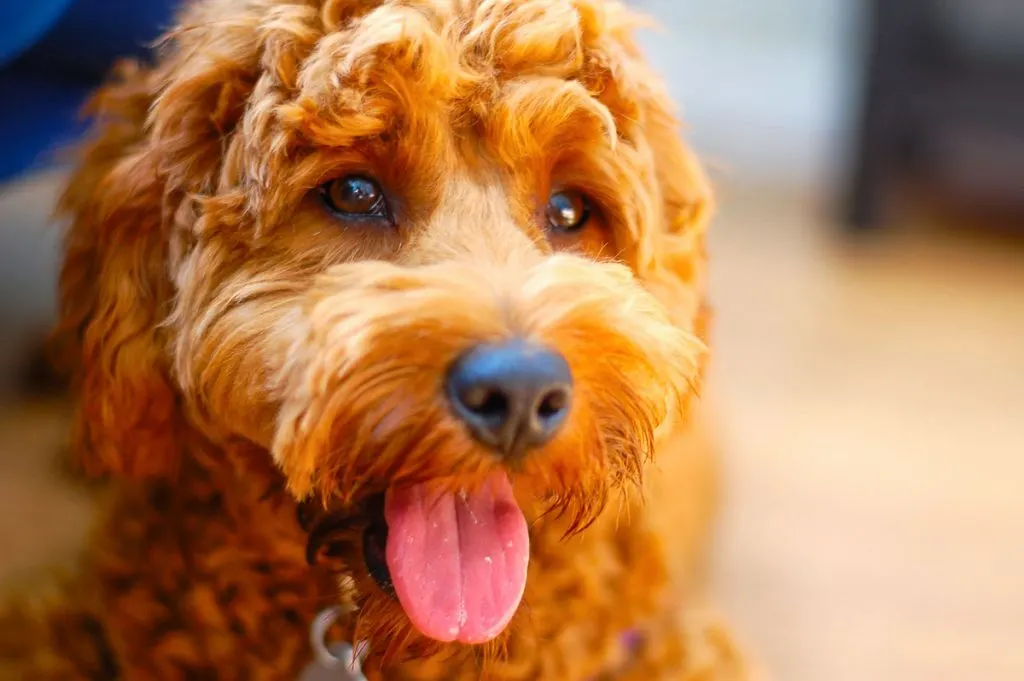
xmin=0 ymin=1 xmax=746 ymax=679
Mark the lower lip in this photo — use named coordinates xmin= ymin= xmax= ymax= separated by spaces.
xmin=362 ymin=509 xmax=394 ymax=596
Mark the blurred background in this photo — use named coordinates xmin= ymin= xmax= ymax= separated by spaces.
xmin=1 ymin=1 xmax=1022 ymax=680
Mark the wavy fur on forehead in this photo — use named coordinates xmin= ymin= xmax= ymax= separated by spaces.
xmin=56 ymin=0 xmax=711 ymax=479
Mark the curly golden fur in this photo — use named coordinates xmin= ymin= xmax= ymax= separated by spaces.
xmin=0 ymin=0 xmax=747 ymax=679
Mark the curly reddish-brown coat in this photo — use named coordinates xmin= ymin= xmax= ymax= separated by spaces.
xmin=0 ymin=1 xmax=746 ymax=679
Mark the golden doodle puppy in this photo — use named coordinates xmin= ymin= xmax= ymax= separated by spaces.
xmin=0 ymin=0 xmax=747 ymax=679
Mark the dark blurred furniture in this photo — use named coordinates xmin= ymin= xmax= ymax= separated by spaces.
xmin=846 ymin=0 xmax=1024 ymax=229
xmin=0 ymin=1 xmax=176 ymax=183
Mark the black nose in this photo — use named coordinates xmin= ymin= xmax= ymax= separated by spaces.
xmin=446 ymin=340 xmax=573 ymax=459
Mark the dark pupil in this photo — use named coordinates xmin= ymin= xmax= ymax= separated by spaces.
xmin=547 ymin=192 xmax=586 ymax=231
xmin=333 ymin=177 xmax=379 ymax=213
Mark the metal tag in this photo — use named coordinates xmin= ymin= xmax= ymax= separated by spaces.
xmin=297 ymin=642 xmax=366 ymax=681
xmin=299 ymin=607 xmax=367 ymax=681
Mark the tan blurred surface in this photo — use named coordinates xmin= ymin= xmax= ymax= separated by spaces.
xmin=1 ymin=184 xmax=1022 ymax=681
xmin=707 ymin=186 xmax=1024 ymax=681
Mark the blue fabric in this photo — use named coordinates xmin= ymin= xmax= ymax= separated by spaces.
xmin=0 ymin=71 xmax=91 ymax=181
xmin=0 ymin=0 xmax=74 ymax=68
xmin=15 ymin=0 xmax=178 ymax=79
xmin=0 ymin=0 xmax=178 ymax=183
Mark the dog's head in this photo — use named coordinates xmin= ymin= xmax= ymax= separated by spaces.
xmin=56 ymin=0 xmax=711 ymax=655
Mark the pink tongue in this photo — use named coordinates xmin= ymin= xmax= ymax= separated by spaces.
xmin=384 ymin=471 xmax=529 ymax=644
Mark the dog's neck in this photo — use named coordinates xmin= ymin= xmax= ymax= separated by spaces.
xmin=144 ymin=427 xmax=315 ymax=563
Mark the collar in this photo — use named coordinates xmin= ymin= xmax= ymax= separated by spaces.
xmin=303 ymin=607 xmax=367 ymax=681
xmin=587 ymin=628 xmax=646 ymax=681
xmin=304 ymin=608 xmax=646 ymax=681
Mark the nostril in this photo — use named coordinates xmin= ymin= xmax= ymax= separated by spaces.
xmin=461 ymin=386 xmax=509 ymax=420
xmin=536 ymin=388 xmax=569 ymax=420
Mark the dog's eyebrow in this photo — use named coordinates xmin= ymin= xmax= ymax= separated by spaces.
xmin=275 ymin=89 xmax=396 ymax=149
xmin=490 ymin=77 xmax=618 ymax=156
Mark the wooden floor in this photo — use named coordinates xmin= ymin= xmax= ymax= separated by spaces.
xmin=0 ymin=184 xmax=1021 ymax=681
xmin=707 ymin=187 xmax=1024 ymax=681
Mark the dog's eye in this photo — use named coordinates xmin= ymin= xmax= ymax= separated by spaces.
xmin=320 ymin=175 xmax=388 ymax=219
xmin=546 ymin=190 xmax=591 ymax=232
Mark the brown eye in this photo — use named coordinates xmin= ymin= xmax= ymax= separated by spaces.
xmin=546 ymin=190 xmax=591 ymax=232
xmin=321 ymin=175 xmax=388 ymax=219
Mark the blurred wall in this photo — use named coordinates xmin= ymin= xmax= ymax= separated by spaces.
xmin=637 ymin=0 xmax=863 ymax=189
xmin=0 ymin=171 xmax=62 ymax=393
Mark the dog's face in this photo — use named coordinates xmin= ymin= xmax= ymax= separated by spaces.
xmin=57 ymin=0 xmax=710 ymax=654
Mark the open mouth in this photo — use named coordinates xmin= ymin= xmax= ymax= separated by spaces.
xmin=306 ymin=471 xmax=530 ymax=645
xmin=360 ymin=494 xmax=394 ymax=597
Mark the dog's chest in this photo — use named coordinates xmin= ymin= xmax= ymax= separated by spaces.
xmin=298 ymin=642 xmax=365 ymax=681
xmin=295 ymin=625 xmax=645 ymax=681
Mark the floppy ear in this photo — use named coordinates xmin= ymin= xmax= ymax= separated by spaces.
xmin=640 ymin=95 xmax=715 ymax=346
xmin=54 ymin=12 xmax=265 ymax=477
xmin=51 ymin=0 xmax=323 ymax=478
xmin=588 ymin=2 xmax=715 ymax=342
xmin=53 ymin=61 xmax=182 ymax=479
